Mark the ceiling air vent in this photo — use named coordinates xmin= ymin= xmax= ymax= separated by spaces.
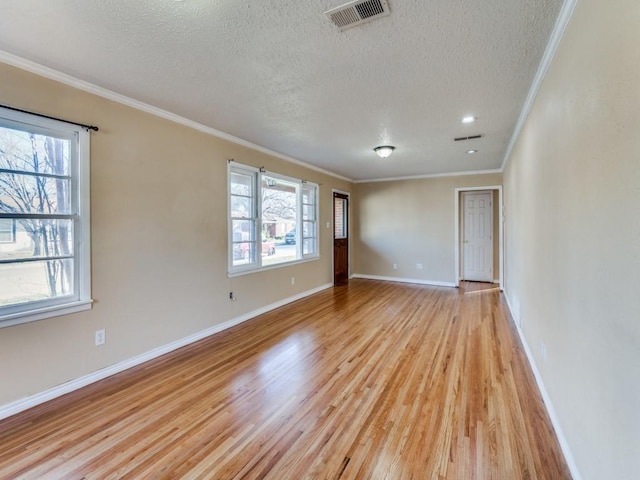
xmin=454 ymin=134 xmax=484 ymax=142
xmin=325 ymin=0 xmax=391 ymax=31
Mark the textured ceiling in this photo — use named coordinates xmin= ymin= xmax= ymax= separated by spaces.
xmin=0 ymin=0 xmax=563 ymax=181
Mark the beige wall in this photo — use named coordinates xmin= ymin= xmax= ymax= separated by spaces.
xmin=353 ymin=173 xmax=502 ymax=284
xmin=503 ymin=0 xmax=640 ymax=478
xmin=0 ymin=62 xmax=351 ymax=407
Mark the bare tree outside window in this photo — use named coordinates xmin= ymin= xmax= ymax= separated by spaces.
xmin=0 ymin=126 xmax=74 ymax=305
xmin=262 ymin=176 xmax=297 ymax=230
xmin=262 ymin=176 xmax=297 ymax=266
xmin=228 ymin=165 xmax=318 ymax=273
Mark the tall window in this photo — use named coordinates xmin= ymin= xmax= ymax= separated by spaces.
xmin=229 ymin=167 xmax=258 ymax=266
xmin=228 ymin=163 xmax=318 ymax=274
xmin=0 ymin=107 xmax=91 ymax=327
xmin=302 ymin=184 xmax=317 ymax=255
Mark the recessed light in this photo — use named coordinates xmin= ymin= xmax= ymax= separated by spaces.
xmin=462 ymin=116 xmax=476 ymax=124
xmin=466 ymin=149 xmax=478 ymax=154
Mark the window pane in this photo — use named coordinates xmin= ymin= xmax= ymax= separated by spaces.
xmin=0 ymin=126 xmax=71 ymax=176
xmin=230 ymin=172 xmax=254 ymax=196
xmin=232 ymin=241 xmax=256 ymax=266
xmin=302 ymin=187 xmax=315 ymax=205
xmin=0 ymin=219 xmax=73 ymax=261
xmin=230 ymin=195 xmax=252 ymax=219
xmin=262 ymin=240 xmax=296 ymax=266
xmin=232 ymin=220 xmax=255 ymax=242
xmin=303 ymin=204 xmax=315 ymax=221
xmin=0 ymin=173 xmax=71 ymax=214
xmin=232 ymin=218 xmax=257 ymax=267
xmin=302 ymin=221 xmax=315 ymax=238
xmin=262 ymin=176 xmax=297 ymax=223
xmin=334 ymin=197 xmax=347 ymax=239
xmin=262 ymin=176 xmax=298 ymax=266
xmin=303 ymin=238 xmax=315 ymax=255
xmin=0 ymin=258 xmax=74 ymax=307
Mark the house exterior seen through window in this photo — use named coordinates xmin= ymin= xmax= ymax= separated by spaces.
xmin=228 ymin=163 xmax=319 ymax=275
xmin=0 ymin=218 xmax=16 ymax=243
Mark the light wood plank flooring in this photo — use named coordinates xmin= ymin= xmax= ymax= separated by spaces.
xmin=0 ymin=280 xmax=571 ymax=479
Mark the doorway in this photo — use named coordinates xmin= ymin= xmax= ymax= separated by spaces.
xmin=333 ymin=192 xmax=349 ymax=286
xmin=454 ymin=186 xmax=503 ymax=289
xmin=462 ymin=191 xmax=493 ymax=282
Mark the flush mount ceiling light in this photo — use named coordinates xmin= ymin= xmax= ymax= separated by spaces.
xmin=462 ymin=116 xmax=476 ymax=124
xmin=374 ymin=145 xmax=395 ymax=158
xmin=466 ymin=149 xmax=478 ymax=154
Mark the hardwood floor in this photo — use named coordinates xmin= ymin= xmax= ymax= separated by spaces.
xmin=0 ymin=280 xmax=571 ymax=479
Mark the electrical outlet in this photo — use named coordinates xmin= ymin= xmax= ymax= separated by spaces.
xmin=416 ymin=263 xmax=423 ymax=270
xmin=291 ymin=276 xmax=295 ymax=286
xmin=393 ymin=263 xmax=397 ymax=270
xmin=541 ymin=341 xmax=547 ymax=362
xmin=326 ymin=222 xmax=331 ymax=228
xmin=95 ymin=329 xmax=105 ymax=346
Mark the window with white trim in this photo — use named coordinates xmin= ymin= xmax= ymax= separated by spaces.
xmin=0 ymin=107 xmax=91 ymax=327
xmin=302 ymin=184 xmax=317 ymax=255
xmin=228 ymin=163 xmax=319 ymax=274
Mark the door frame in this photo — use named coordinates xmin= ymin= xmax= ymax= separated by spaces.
xmin=454 ymin=185 xmax=503 ymax=290
xmin=461 ymin=190 xmax=494 ymax=283
xmin=332 ymin=189 xmax=351 ymax=283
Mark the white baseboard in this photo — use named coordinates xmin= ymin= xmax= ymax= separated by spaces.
xmin=503 ymin=291 xmax=582 ymax=480
xmin=0 ymin=283 xmax=332 ymax=421
xmin=352 ymin=273 xmax=456 ymax=288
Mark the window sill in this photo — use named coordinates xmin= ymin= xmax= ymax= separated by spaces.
xmin=0 ymin=299 xmax=93 ymax=329
xmin=228 ymin=255 xmax=319 ymax=278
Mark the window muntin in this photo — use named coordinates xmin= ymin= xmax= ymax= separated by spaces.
xmin=228 ymin=163 xmax=318 ymax=274
xmin=0 ymin=108 xmax=91 ymax=326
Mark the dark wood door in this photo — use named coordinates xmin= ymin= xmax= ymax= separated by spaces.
xmin=333 ymin=192 xmax=349 ymax=286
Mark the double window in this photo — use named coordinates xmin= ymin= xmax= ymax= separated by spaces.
xmin=0 ymin=107 xmax=91 ymax=327
xmin=228 ymin=163 xmax=318 ymax=274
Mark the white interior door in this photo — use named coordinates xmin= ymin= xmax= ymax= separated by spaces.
xmin=463 ymin=191 xmax=493 ymax=282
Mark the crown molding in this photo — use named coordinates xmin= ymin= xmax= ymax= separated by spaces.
xmin=0 ymin=50 xmax=353 ymax=183
xmin=501 ymin=0 xmax=578 ymax=171
xmin=0 ymin=0 xmax=577 ymax=190
xmin=354 ymin=168 xmax=503 ymax=184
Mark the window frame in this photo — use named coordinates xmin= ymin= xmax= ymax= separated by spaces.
xmin=0 ymin=106 xmax=92 ymax=328
xmin=227 ymin=162 xmax=319 ymax=276
xmin=228 ymin=163 xmax=259 ymax=273
xmin=301 ymin=183 xmax=319 ymax=257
